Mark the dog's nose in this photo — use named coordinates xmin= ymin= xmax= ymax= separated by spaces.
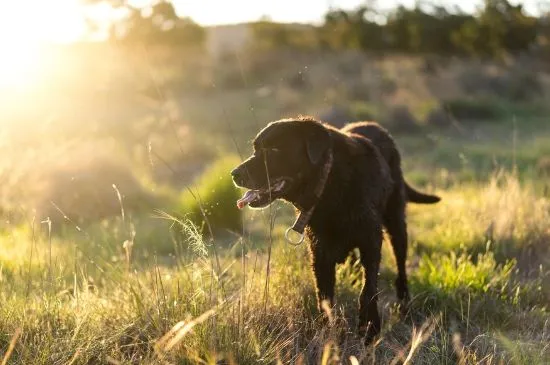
xmin=231 ymin=167 xmax=244 ymax=184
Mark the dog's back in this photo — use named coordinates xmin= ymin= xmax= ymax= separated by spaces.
xmin=341 ymin=121 xmax=397 ymax=165
xmin=341 ymin=121 xmax=440 ymax=204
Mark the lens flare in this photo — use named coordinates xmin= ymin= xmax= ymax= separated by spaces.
xmin=0 ymin=1 xmax=87 ymax=90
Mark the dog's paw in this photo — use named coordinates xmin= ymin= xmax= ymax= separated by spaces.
xmin=317 ymin=299 xmax=335 ymax=324
xmin=398 ymin=299 xmax=410 ymax=318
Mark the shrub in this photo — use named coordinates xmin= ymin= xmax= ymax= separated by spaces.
xmin=425 ymin=106 xmax=453 ymax=127
xmin=318 ymin=105 xmax=354 ymax=128
xmin=409 ymin=251 xmax=543 ymax=320
xmin=335 ymin=51 xmax=363 ymax=77
xmin=458 ymin=66 xmax=499 ymax=95
xmin=179 ymin=155 xmax=243 ymax=236
xmin=0 ymin=142 xmax=156 ymax=226
xmin=503 ymin=70 xmax=544 ymax=102
xmin=215 ymin=62 xmax=245 ymax=90
xmin=442 ymin=98 xmax=504 ymax=121
xmin=352 ymin=102 xmax=377 ymax=121
xmin=379 ymin=75 xmax=398 ymax=96
xmin=413 ymin=251 xmax=515 ymax=300
xmin=287 ymin=71 xmax=310 ymax=90
xmin=458 ymin=67 xmax=543 ymax=102
xmin=420 ymin=56 xmax=438 ymax=75
xmin=536 ymin=156 xmax=550 ymax=177
xmin=382 ymin=104 xmax=419 ymax=133
xmin=346 ymin=79 xmax=371 ymax=101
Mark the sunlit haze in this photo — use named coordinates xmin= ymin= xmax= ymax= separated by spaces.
xmin=137 ymin=0 xmax=544 ymax=25
xmin=0 ymin=0 xmax=548 ymax=359
xmin=2 ymin=1 xmax=546 ymax=44
xmin=0 ymin=1 xmax=86 ymax=88
xmin=0 ymin=0 xmax=545 ymax=89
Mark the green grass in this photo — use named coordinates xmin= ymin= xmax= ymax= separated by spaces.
xmin=0 ymin=171 xmax=548 ymax=364
xmin=2 ymin=51 xmax=550 ymax=364
xmin=2 ymin=111 xmax=550 ymax=364
xmin=177 ymin=154 xmax=244 ymax=236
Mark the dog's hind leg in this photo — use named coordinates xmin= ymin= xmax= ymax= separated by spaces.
xmin=357 ymin=228 xmax=383 ymax=345
xmin=384 ymin=195 xmax=410 ymax=312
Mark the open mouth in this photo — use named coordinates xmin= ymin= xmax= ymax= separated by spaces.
xmin=237 ymin=178 xmax=290 ymax=209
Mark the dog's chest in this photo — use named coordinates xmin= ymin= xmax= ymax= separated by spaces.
xmin=308 ymin=191 xmax=379 ymax=235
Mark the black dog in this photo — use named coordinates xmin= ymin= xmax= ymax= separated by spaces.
xmin=231 ymin=117 xmax=440 ymax=343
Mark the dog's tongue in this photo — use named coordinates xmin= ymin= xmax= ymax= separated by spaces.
xmin=237 ymin=190 xmax=259 ymax=209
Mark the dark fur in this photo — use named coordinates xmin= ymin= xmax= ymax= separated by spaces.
xmin=231 ymin=117 xmax=440 ymax=343
xmin=342 ymin=121 xmax=440 ymax=204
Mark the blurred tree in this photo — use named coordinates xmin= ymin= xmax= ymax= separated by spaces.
xmin=114 ymin=2 xmax=204 ymax=47
xmin=536 ymin=13 xmax=550 ymax=61
xmin=452 ymin=0 xmax=538 ymax=57
xmin=383 ymin=5 xmax=475 ymax=54
xmin=319 ymin=0 xmax=539 ymax=58
xmin=83 ymin=0 xmax=541 ymax=58
xmin=250 ymin=20 xmax=319 ymax=51
xmin=84 ymin=0 xmax=204 ymax=47
xmin=318 ymin=6 xmax=384 ymax=50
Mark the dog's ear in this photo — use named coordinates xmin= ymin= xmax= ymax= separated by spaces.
xmin=304 ymin=123 xmax=330 ymax=165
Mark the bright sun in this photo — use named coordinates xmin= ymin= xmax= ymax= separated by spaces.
xmin=0 ymin=1 xmax=87 ymax=90
xmin=0 ymin=38 xmax=42 ymax=89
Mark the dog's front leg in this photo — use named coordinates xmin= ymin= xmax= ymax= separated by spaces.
xmin=357 ymin=230 xmax=383 ymax=345
xmin=310 ymin=245 xmax=336 ymax=316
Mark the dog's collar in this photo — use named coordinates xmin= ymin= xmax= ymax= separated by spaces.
xmin=285 ymin=149 xmax=334 ymax=245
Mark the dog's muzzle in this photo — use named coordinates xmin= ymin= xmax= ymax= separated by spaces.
xmin=230 ymin=166 xmax=247 ymax=187
xmin=231 ymin=149 xmax=333 ymax=246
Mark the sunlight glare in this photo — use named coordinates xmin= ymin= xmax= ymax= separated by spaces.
xmin=0 ymin=39 xmax=42 ymax=90
xmin=0 ymin=1 xmax=87 ymax=90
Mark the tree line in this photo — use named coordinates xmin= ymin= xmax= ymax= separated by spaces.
xmin=102 ymin=0 xmax=548 ymax=58
xmin=253 ymin=0 xmax=546 ymax=58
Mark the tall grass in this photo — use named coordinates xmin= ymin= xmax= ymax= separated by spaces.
xmin=0 ymin=171 xmax=548 ymax=364
xmin=408 ymin=171 xmax=550 ymax=260
xmin=178 ymin=155 xmax=243 ymax=236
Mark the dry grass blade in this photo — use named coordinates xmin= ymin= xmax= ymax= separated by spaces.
xmin=402 ymin=316 xmax=439 ymax=365
xmin=105 ymin=356 xmax=122 ymax=365
xmin=1 ymin=328 xmax=22 ymax=365
xmin=320 ymin=299 xmax=334 ymax=325
xmin=156 ymin=308 xmax=217 ymax=354
xmin=390 ymin=316 xmax=439 ymax=365
xmin=262 ymin=152 xmax=275 ymax=313
xmin=112 ymin=183 xmax=125 ymax=224
xmin=320 ymin=342 xmax=333 ymax=365
xmin=66 ymin=349 xmax=81 ymax=365
xmin=453 ymin=332 xmax=466 ymax=365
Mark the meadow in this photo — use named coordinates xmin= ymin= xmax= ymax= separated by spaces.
xmin=0 ymin=44 xmax=549 ymax=364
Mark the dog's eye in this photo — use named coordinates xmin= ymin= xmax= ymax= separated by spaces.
xmin=260 ymin=147 xmax=280 ymax=155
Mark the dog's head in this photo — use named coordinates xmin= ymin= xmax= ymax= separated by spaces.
xmin=231 ymin=118 xmax=331 ymax=209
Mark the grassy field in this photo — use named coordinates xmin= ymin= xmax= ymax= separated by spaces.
xmin=0 ymin=46 xmax=549 ymax=364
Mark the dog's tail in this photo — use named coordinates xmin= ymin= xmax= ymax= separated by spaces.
xmin=405 ymin=182 xmax=441 ymax=204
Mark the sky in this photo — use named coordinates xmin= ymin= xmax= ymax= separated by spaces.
xmin=0 ymin=0 xmax=547 ymax=44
